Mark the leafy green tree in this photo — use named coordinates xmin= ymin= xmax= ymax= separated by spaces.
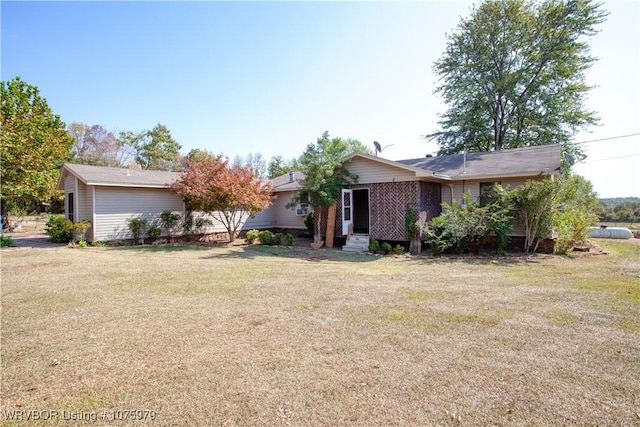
xmin=1 ymin=77 xmax=74 ymax=223
xmin=267 ymin=155 xmax=301 ymax=179
xmin=429 ymin=0 xmax=607 ymax=156
xmin=554 ymin=173 xmax=599 ymax=253
xmin=346 ymin=138 xmax=374 ymax=155
xmin=119 ymin=123 xmax=182 ymax=171
xmin=287 ymin=131 xmax=358 ymax=243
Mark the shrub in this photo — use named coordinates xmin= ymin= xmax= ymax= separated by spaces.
xmin=369 ymin=239 xmax=380 ymax=254
xmin=146 ymin=222 xmax=162 ymax=242
xmin=45 ymin=214 xmax=72 ymax=243
xmin=78 ymin=240 xmax=89 ymax=248
xmin=258 ymin=230 xmax=274 ymax=245
xmin=272 ymin=233 xmax=283 ymax=246
xmin=193 ymin=216 xmax=212 ymax=234
xmin=381 ymin=242 xmax=392 ymax=255
xmin=92 ymin=240 xmax=109 ymax=247
xmin=393 ymin=244 xmax=405 ymax=255
xmin=1 ymin=236 xmax=14 ymax=247
xmin=127 ymin=216 xmax=147 ymax=245
xmin=421 ymin=192 xmax=512 ymax=255
xmin=245 ymin=229 xmax=260 ymax=244
xmin=552 ymin=175 xmax=599 ymax=254
xmin=70 ymin=220 xmax=91 ymax=243
xmin=285 ymin=233 xmax=294 ymax=246
xmin=159 ymin=211 xmax=182 ymax=241
xmin=304 ymin=212 xmax=314 ymax=236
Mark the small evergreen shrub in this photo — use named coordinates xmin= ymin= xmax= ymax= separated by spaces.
xmin=258 ymin=230 xmax=274 ymax=245
xmin=245 ymin=229 xmax=260 ymax=244
xmin=393 ymin=244 xmax=405 ymax=255
xmin=159 ymin=211 xmax=182 ymax=241
xmin=1 ymin=236 xmax=15 ymax=247
xmin=92 ymin=241 xmax=109 ymax=247
xmin=369 ymin=239 xmax=380 ymax=254
xmin=45 ymin=214 xmax=72 ymax=243
xmin=272 ymin=233 xmax=283 ymax=246
xmin=381 ymin=242 xmax=392 ymax=255
xmin=304 ymin=213 xmax=314 ymax=236
xmin=127 ymin=216 xmax=147 ymax=245
xmin=78 ymin=240 xmax=89 ymax=248
xmin=285 ymin=233 xmax=294 ymax=246
xmin=146 ymin=222 xmax=162 ymax=242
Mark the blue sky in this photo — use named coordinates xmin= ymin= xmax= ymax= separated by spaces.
xmin=2 ymin=1 xmax=638 ymax=197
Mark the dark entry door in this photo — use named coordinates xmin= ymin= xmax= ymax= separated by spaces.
xmin=352 ymin=189 xmax=369 ymax=234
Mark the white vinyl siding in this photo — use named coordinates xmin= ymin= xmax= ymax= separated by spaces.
xmin=94 ymin=187 xmax=184 ymax=241
xmin=241 ymin=190 xmax=305 ymax=230
xmin=346 ymin=157 xmax=416 ymax=184
xmin=77 ymin=181 xmax=92 ymax=222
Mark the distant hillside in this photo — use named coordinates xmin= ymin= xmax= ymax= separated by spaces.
xmin=599 ymin=197 xmax=640 ymax=208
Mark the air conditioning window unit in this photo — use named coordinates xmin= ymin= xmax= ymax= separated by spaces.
xmin=296 ymin=207 xmax=310 ymax=216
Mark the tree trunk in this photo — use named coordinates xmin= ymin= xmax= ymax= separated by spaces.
xmin=314 ymin=208 xmax=323 ymax=243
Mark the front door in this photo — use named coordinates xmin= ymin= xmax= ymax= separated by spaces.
xmin=342 ymin=189 xmax=353 ymax=235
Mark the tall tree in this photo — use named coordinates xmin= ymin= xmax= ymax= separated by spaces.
xmin=1 ymin=77 xmax=74 ymax=222
xmin=171 ymin=157 xmax=273 ymax=242
xmin=68 ymin=122 xmax=131 ymax=167
xmin=429 ymin=0 xmax=607 ymax=156
xmin=287 ymin=131 xmax=358 ymax=243
xmin=267 ymin=155 xmax=301 ymax=179
xmin=119 ymin=123 xmax=182 ymax=171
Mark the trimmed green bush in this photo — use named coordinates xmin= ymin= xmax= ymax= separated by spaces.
xmin=272 ymin=233 xmax=283 ymax=246
xmin=146 ymin=222 xmax=162 ymax=242
xmin=369 ymin=239 xmax=380 ymax=254
xmin=304 ymin=213 xmax=314 ymax=236
xmin=245 ymin=229 xmax=260 ymax=244
xmin=393 ymin=244 xmax=405 ymax=255
xmin=285 ymin=233 xmax=294 ymax=246
xmin=258 ymin=230 xmax=274 ymax=245
xmin=1 ymin=236 xmax=15 ymax=247
xmin=127 ymin=216 xmax=147 ymax=245
xmin=381 ymin=242 xmax=392 ymax=255
xmin=45 ymin=214 xmax=72 ymax=243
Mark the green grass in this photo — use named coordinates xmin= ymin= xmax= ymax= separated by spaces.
xmin=1 ymin=241 xmax=639 ymax=426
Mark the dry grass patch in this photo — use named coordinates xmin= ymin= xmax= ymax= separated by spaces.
xmin=1 ymin=241 xmax=639 ymax=426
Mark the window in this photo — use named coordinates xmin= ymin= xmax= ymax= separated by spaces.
xmin=67 ymin=193 xmax=74 ymax=222
xmin=479 ymin=182 xmax=500 ymax=207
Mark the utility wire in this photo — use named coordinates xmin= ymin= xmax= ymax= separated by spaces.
xmin=588 ymin=153 xmax=640 ymax=162
xmin=572 ymin=132 xmax=640 ymax=145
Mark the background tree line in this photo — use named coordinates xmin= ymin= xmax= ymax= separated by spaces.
xmin=597 ymin=199 xmax=640 ymax=223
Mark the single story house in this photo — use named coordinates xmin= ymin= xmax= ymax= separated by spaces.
xmin=58 ymin=144 xmax=561 ymax=245
xmin=56 ymin=164 xmax=307 ymax=242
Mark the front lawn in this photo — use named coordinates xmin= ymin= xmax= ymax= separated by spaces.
xmin=1 ymin=241 xmax=639 ymax=425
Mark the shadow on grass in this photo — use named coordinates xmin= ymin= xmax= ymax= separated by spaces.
xmin=110 ymin=243 xmax=542 ymax=266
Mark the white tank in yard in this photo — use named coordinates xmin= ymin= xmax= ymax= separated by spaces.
xmin=588 ymin=226 xmax=633 ymax=240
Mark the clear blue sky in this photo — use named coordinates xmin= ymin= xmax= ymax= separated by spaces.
xmin=2 ymin=1 xmax=638 ymax=197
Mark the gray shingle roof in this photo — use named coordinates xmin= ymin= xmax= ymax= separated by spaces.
xmin=62 ymin=163 xmax=180 ymax=188
xmin=270 ymin=171 xmax=305 ymax=192
xmin=397 ymin=144 xmax=561 ymax=180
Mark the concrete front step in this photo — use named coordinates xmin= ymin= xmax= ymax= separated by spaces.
xmin=342 ymin=234 xmax=370 ymax=252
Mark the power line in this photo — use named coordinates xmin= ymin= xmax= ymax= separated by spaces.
xmin=588 ymin=153 xmax=640 ymax=162
xmin=572 ymin=132 xmax=640 ymax=145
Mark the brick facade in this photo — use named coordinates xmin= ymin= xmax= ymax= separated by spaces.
xmin=320 ymin=181 xmax=443 ymax=241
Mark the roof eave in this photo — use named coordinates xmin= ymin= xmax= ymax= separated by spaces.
xmin=450 ymin=169 xmax=560 ymax=181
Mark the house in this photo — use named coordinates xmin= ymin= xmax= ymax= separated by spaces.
xmin=58 ymin=144 xmax=561 ymax=245
xmin=56 ymin=163 xmax=306 ymax=242
xmin=318 ymin=144 xmax=562 ymax=248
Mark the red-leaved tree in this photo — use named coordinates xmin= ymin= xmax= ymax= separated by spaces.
xmin=171 ymin=157 xmax=273 ymax=242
